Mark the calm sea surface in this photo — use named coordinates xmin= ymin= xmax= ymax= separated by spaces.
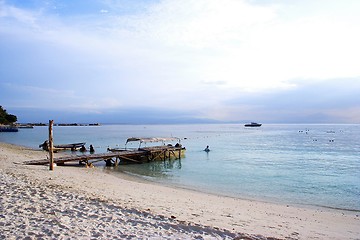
xmin=1 ymin=124 xmax=359 ymax=211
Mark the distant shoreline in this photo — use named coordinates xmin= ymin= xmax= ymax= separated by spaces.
xmin=15 ymin=122 xmax=101 ymax=127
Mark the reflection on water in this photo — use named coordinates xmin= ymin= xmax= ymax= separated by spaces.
xmin=111 ymin=159 xmax=182 ymax=179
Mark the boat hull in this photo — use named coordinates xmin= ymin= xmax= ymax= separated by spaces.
xmin=108 ymin=146 xmax=186 ymax=163
xmin=244 ymin=123 xmax=262 ymax=127
xmin=39 ymin=141 xmax=86 ymax=151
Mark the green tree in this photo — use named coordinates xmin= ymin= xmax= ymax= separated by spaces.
xmin=0 ymin=106 xmax=18 ymax=124
xmin=5 ymin=114 xmax=17 ymax=123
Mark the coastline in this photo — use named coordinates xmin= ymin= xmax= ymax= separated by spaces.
xmin=1 ymin=142 xmax=359 ymax=239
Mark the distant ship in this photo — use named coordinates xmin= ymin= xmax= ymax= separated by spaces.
xmin=244 ymin=122 xmax=262 ymax=127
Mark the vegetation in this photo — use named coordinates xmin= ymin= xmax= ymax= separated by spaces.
xmin=0 ymin=106 xmax=17 ymax=124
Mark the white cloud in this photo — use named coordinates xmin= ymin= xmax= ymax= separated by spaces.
xmin=104 ymin=0 xmax=360 ymax=93
xmin=132 ymin=0 xmax=277 ymax=48
xmin=0 ymin=2 xmax=37 ymax=25
xmin=2 ymin=0 xmax=360 ymax=122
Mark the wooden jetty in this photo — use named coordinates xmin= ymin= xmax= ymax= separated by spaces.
xmin=24 ymin=146 xmax=185 ymax=167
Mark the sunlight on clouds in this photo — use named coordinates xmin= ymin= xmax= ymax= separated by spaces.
xmin=114 ymin=0 xmax=290 ymax=91
xmin=1 ymin=0 xmax=360 ymax=122
xmin=115 ymin=0 xmax=360 ymax=92
xmin=136 ymin=0 xmax=277 ymax=48
xmin=3 ymin=0 xmax=359 ymax=93
xmin=266 ymin=17 xmax=360 ymax=80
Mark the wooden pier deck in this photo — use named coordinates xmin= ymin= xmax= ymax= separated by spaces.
xmin=24 ymin=146 xmax=185 ymax=166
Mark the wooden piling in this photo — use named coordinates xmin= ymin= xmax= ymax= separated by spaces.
xmin=49 ymin=120 xmax=54 ymax=171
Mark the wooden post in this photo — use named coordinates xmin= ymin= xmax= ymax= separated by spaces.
xmin=49 ymin=120 xmax=54 ymax=171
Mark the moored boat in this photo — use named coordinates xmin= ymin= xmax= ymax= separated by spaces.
xmin=17 ymin=124 xmax=34 ymax=129
xmin=244 ymin=122 xmax=262 ymax=127
xmin=108 ymin=137 xmax=186 ymax=163
xmin=39 ymin=140 xmax=86 ymax=151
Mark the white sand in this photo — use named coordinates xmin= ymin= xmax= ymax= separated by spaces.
xmin=1 ymin=142 xmax=359 ymax=239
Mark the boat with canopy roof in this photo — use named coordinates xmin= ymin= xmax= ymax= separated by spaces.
xmin=107 ymin=137 xmax=186 ymax=162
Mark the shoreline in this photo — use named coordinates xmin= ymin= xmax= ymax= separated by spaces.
xmin=117 ymin=168 xmax=360 ymax=214
xmin=1 ymin=141 xmax=359 ymax=239
xmin=105 ymin=160 xmax=360 ymax=214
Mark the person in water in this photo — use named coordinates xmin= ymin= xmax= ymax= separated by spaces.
xmin=80 ymin=145 xmax=86 ymax=152
xmin=89 ymin=144 xmax=95 ymax=153
xmin=204 ymin=145 xmax=210 ymax=152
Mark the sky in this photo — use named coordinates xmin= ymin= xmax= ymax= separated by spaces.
xmin=1 ymin=0 xmax=360 ymax=124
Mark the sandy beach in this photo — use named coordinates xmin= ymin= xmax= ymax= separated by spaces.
xmin=0 ymin=142 xmax=359 ymax=239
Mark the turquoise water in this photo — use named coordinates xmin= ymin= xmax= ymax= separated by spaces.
xmin=1 ymin=124 xmax=359 ymax=211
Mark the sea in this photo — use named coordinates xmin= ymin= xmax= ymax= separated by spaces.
xmin=1 ymin=124 xmax=359 ymax=212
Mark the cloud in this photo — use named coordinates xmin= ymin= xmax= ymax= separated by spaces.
xmin=113 ymin=0 xmax=360 ymax=93
xmin=11 ymin=106 xmax=214 ymax=124
xmin=1 ymin=0 xmax=360 ymax=123
xmin=0 ymin=81 xmax=127 ymax=112
xmin=130 ymin=0 xmax=277 ymax=47
xmin=0 ymin=1 xmax=38 ymax=26
xmin=220 ymin=78 xmax=360 ymax=123
xmin=3 ymin=0 xmax=359 ymax=87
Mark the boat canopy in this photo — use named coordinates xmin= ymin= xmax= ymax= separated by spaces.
xmin=126 ymin=137 xmax=180 ymax=144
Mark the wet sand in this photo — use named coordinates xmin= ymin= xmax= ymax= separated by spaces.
xmin=1 ymin=142 xmax=359 ymax=239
